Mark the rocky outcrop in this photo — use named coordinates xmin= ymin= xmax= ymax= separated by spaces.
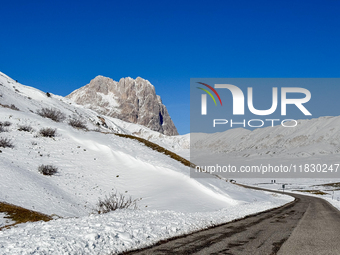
xmin=66 ymin=76 xmax=179 ymax=136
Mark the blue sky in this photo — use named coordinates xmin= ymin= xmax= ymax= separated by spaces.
xmin=1 ymin=0 xmax=340 ymax=134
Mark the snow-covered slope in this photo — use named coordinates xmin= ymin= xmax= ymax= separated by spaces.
xmin=110 ymin=117 xmax=190 ymax=159
xmin=0 ymin=195 xmax=292 ymax=255
xmin=0 ymin=71 xmax=289 ymax=215
xmin=0 ymin=73 xmax=128 ymax=134
xmin=0 ymin=72 xmax=293 ymax=254
xmin=191 ymin=116 xmax=340 ymax=158
xmin=0 ymin=72 xmax=189 ymax=157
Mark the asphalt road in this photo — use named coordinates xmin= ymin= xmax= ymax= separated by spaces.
xmin=123 ymin=185 xmax=340 ymax=255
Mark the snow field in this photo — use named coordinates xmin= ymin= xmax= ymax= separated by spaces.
xmin=0 ymin=194 xmax=292 ymax=255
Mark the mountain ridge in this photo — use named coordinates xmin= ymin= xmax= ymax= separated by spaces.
xmin=191 ymin=115 xmax=340 ymax=158
xmin=66 ymin=75 xmax=179 ymax=136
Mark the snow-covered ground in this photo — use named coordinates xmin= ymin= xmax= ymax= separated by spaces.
xmin=0 ymin=213 xmax=14 ymax=229
xmin=107 ymin=117 xmax=190 ymax=159
xmin=0 ymin=194 xmax=292 ymax=255
xmin=237 ymin=178 xmax=340 ymax=210
xmin=0 ymin=109 xmax=285 ymax=217
xmin=0 ymin=71 xmax=294 ymax=254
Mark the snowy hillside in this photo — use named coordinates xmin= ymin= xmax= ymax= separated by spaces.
xmin=191 ymin=116 xmax=340 ymax=158
xmin=0 ymin=72 xmax=189 ymax=157
xmin=0 ymin=71 xmax=238 ymax=217
xmin=111 ymin=118 xmax=190 ymax=159
xmin=0 ymin=72 xmax=293 ymax=254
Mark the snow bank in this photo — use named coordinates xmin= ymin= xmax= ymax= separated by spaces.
xmin=0 ymin=193 xmax=292 ymax=255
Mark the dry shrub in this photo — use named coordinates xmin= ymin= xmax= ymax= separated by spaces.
xmin=68 ymin=118 xmax=87 ymax=130
xmin=38 ymin=165 xmax=58 ymax=176
xmin=0 ymin=137 xmax=14 ymax=148
xmin=18 ymin=125 xmax=33 ymax=132
xmin=37 ymin=108 xmax=66 ymax=122
xmin=0 ymin=121 xmax=12 ymax=127
xmin=97 ymin=192 xmax=138 ymax=214
xmin=39 ymin=128 xmax=57 ymax=137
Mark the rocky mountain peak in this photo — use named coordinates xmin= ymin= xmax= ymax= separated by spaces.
xmin=66 ymin=75 xmax=179 ymax=136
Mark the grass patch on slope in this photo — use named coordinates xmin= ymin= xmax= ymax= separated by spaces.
xmin=0 ymin=202 xmax=53 ymax=230
xmin=313 ymin=182 xmax=340 ymax=191
xmin=114 ymin=133 xmax=195 ymax=168
xmin=292 ymin=190 xmax=328 ymax=195
xmin=315 ymin=182 xmax=340 ymax=188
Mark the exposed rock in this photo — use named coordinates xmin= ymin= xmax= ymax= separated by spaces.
xmin=66 ymin=76 xmax=178 ymax=136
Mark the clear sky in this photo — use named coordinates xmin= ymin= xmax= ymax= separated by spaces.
xmin=1 ymin=0 xmax=339 ymax=134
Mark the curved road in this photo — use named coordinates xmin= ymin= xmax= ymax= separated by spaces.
xmin=123 ymin=185 xmax=340 ymax=255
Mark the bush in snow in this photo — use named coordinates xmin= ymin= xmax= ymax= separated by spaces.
xmin=0 ymin=104 xmax=20 ymax=111
xmin=36 ymin=108 xmax=66 ymax=122
xmin=39 ymin=128 xmax=57 ymax=138
xmin=96 ymin=192 xmax=138 ymax=214
xmin=38 ymin=164 xmax=58 ymax=176
xmin=0 ymin=121 xmax=12 ymax=127
xmin=18 ymin=125 xmax=34 ymax=132
xmin=10 ymin=104 xmax=19 ymax=111
xmin=0 ymin=137 xmax=14 ymax=148
xmin=68 ymin=117 xmax=87 ymax=130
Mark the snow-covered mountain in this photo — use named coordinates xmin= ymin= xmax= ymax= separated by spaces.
xmin=1 ymin=71 xmax=202 ymax=217
xmin=0 ymin=71 xmax=293 ymax=254
xmin=191 ymin=116 xmax=340 ymax=158
xmin=66 ymin=75 xmax=178 ymax=136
